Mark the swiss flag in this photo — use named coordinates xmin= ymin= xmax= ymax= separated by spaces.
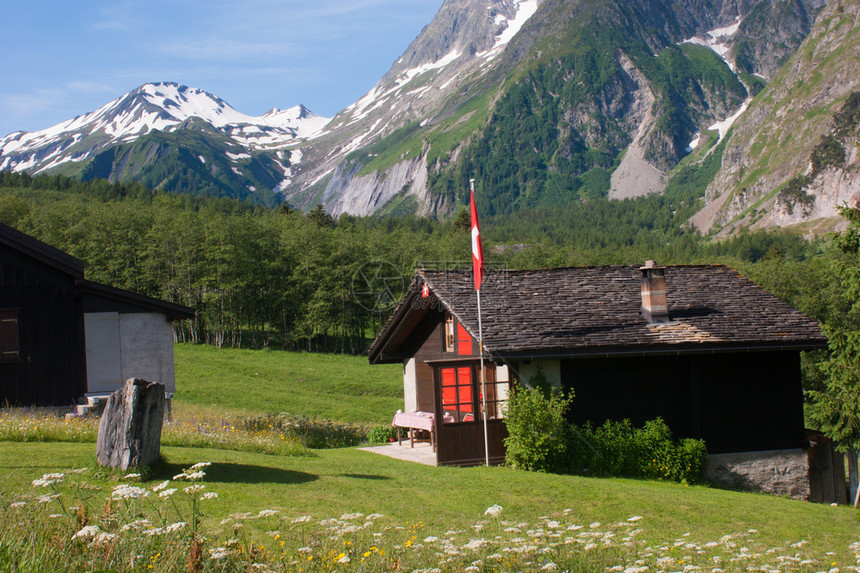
xmin=470 ymin=180 xmax=484 ymax=291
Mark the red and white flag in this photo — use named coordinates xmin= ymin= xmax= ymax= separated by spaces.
xmin=470 ymin=179 xmax=484 ymax=291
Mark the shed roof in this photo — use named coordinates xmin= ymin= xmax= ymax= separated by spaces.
xmin=368 ymin=265 xmax=827 ymax=363
xmin=0 ymin=222 xmax=85 ymax=278
xmin=1 ymin=222 xmax=195 ymax=320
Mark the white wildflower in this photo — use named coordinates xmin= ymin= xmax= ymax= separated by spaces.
xmin=589 ymin=521 xmax=601 ymax=529
xmin=209 ymin=547 xmax=229 ymax=560
xmin=366 ymin=513 xmax=384 ymax=520
xmin=258 ymin=509 xmax=279 ymax=518
xmin=142 ymin=527 xmax=166 ymax=536
xmin=121 ymin=519 xmax=151 ymax=532
xmin=201 ymin=491 xmax=218 ymax=500
xmin=9 ymin=501 xmax=26 ymax=508
xmin=185 ymin=471 xmax=205 ymax=480
xmin=545 ymin=520 xmax=561 ymax=529
xmin=184 ymin=484 xmax=205 ymax=494
xmin=159 ymin=488 xmax=177 ymax=498
xmin=72 ymin=525 xmax=101 ymax=540
xmin=111 ymin=484 xmax=148 ymax=500
xmin=541 ymin=563 xmax=559 ymax=571
xmin=485 ymin=504 xmax=503 ymax=518
xmin=166 ymin=522 xmax=186 ymax=533
xmin=463 ymin=538 xmax=488 ymax=550
xmin=340 ymin=512 xmax=364 ymax=520
xmin=32 ymin=474 xmax=63 ymax=487
xmin=190 ymin=462 xmax=211 ymax=470
xmin=151 ymin=480 xmax=170 ymax=492
xmin=49 ymin=513 xmax=63 ymax=518
xmin=465 ymin=567 xmax=479 ymax=572
xmin=627 ymin=515 xmax=643 ymax=522
xmin=337 ymin=555 xmax=350 ymax=564
xmin=292 ymin=515 xmax=312 ymax=523
xmin=122 ymin=473 xmax=141 ymax=480
xmin=94 ymin=532 xmax=116 ymax=545
xmin=424 ymin=536 xmax=439 ymax=543
xmin=298 ymin=547 xmax=312 ymax=553
xmin=173 ymin=473 xmax=187 ymax=480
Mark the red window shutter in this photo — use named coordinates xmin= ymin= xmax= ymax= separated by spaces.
xmin=457 ymin=323 xmax=473 ymax=355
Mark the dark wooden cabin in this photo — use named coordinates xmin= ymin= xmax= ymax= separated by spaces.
xmin=368 ymin=264 xmax=827 ymax=466
xmin=0 ymin=223 xmax=194 ymax=407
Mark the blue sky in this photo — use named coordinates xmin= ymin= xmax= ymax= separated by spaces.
xmin=0 ymin=0 xmax=443 ymax=136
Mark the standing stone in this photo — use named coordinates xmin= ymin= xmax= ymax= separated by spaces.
xmin=96 ymin=378 xmax=165 ymax=471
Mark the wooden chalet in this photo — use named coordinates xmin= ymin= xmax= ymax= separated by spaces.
xmin=368 ymin=263 xmax=828 ymax=468
xmin=0 ymin=223 xmax=195 ymax=408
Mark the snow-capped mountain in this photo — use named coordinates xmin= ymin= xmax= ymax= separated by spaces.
xmin=0 ymin=82 xmax=329 ymax=175
xmin=1 ymin=0 xmax=851 ymax=234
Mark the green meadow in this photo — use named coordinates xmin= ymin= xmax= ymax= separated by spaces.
xmin=0 ymin=344 xmax=857 ymax=572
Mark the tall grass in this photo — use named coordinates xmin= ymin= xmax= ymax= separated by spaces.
xmin=2 ymin=458 xmax=857 ymax=572
xmin=0 ymin=406 xmax=366 ymax=455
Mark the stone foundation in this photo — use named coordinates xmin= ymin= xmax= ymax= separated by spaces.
xmin=704 ymin=449 xmax=810 ymax=500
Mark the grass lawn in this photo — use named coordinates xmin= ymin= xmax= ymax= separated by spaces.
xmin=173 ymin=343 xmax=403 ymax=425
xmin=1 ymin=441 xmax=858 ymax=570
xmin=3 ymin=345 xmax=858 ymax=571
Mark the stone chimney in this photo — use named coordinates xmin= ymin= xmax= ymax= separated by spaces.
xmin=640 ymin=260 xmax=670 ymax=323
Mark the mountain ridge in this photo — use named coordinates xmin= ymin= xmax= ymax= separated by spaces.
xmin=1 ymin=0 xmax=856 ymax=237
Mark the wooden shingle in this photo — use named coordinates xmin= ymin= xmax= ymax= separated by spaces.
xmin=368 ymin=265 xmax=827 ymax=363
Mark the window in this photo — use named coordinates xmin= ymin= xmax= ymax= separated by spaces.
xmin=441 ymin=366 xmax=474 ymax=423
xmin=440 ymin=364 xmax=510 ymax=423
xmin=0 ymin=309 xmax=21 ymax=363
xmin=444 ymin=313 xmax=455 ymax=352
xmin=479 ymin=365 xmax=509 ymax=420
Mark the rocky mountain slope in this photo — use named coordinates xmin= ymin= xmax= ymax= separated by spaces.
xmin=690 ymin=0 xmax=860 ymax=237
xmin=281 ymin=0 xmax=829 ymax=219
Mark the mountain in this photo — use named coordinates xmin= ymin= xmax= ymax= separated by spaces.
xmin=279 ymin=0 xmax=835 ymax=221
xmin=0 ymin=82 xmax=329 ymax=206
xmin=690 ymin=0 xmax=860 ymax=237
xmin=2 ymin=0 xmax=856 ymax=233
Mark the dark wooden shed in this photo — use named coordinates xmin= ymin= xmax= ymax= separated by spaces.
xmin=369 ymin=264 xmax=827 ymax=467
xmin=0 ymin=223 xmax=194 ymax=408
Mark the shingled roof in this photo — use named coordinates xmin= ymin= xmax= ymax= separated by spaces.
xmin=368 ymin=265 xmax=827 ymax=363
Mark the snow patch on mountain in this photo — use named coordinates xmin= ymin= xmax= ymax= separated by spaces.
xmin=682 ymin=18 xmax=741 ymax=66
xmin=682 ymin=17 xmax=752 ymax=143
xmin=477 ymin=0 xmax=539 ymax=61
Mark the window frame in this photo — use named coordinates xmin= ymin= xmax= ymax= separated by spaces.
xmin=0 ymin=308 xmax=22 ymax=364
xmin=444 ymin=312 xmax=455 ymax=353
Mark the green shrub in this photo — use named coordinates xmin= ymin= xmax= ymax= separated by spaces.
xmin=503 ymin=385 xmax=573 ymax=473
xmin=567 ymin=417 xmax=706 ymax=484
xmin=367 ymin=424 xmax=397 ymax=445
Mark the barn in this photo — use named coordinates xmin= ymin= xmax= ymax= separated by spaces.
xmin=0 ymin=222 xmax=195 ymax=408
xmin=369 ymin=263 xmax=838 ymax=498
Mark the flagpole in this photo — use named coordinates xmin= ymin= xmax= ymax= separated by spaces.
xmin=472 ymin=178 xmax=490 ymax=467
xmin=478 ymin=288 xmax=489 ymax=466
